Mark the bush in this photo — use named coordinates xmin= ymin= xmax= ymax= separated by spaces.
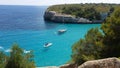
xmin=0 ymin=44 xmax=35 ymax=68
xmin=72 ymin=28 xmax=103 ymax=65
xmin=71 ymin=7 xmax=120 ymax=65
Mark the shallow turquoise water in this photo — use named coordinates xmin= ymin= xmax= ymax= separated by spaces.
xmin=0 ymin=5 xmax=101 ymax=66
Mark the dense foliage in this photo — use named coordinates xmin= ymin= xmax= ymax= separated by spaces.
xmin=72 ymin=28 xmax=103 ymax=65
xmin=72 ymin=7 xmax=120 ymax=65
xmin=62 ymin=7 xmax=101 ymax=20
xmin=47 ymin=3 xmax=120 ymax=20
xmin=0 ymin=44 xmax=35 ymax=68
xmin=0 ymin=52 xmax=7 ymax=68
xmin=101 ymin=8 xmax=120 ymax=57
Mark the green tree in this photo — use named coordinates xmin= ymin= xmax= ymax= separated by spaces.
xmin=101 ymin=8 xmax=120 ymax=57
xmin=47 ymin=3 xmax=120 ymax=20
xmin=5 ymin=44 xmax=35 ymax=68
xmin=72 ymin=28 xmax=103 ymax=65
xmin=71 ymin=6 xmax=120 ymax=67
xmin=0 ymin=52 xmax=7 ymax=68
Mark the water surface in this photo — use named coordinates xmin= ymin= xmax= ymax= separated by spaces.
xmin=0 ymin=5 xmax=100 ymax=66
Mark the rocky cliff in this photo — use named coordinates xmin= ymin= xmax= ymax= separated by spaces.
xmin=60 ymin=57 xmax=120 ymax=68
xmin=44 ymin=11 xmax=96 ymax=24
xmin=39 ymin=57 xmax=120 ymax=68
xmin=79 ymin=57 xmax=120 ymax=68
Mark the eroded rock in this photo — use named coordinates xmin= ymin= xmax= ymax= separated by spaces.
xmin=44 ymin=11 xmax=93 ymax=23
xmin=78 ymin=57 xmax=120 ymax=68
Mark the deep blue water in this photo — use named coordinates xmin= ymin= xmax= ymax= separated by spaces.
xmin=0 ymin=5 xmax=100 ymax=67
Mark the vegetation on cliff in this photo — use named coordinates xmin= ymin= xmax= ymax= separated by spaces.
xmin=47 ymin=3 xmax=120 ymax=20
xmin=72 ymin=28 xmax=103 ymax=65
xmin=71 ymin=7 xmax=120 ymax=65
xmin=101 ymin=8 xmax=120 ymax=57
xmin=0 ymin=44 xmax=35 ymax=68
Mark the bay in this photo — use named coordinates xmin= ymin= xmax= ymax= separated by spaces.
xmin=0 ymin=5 xmax=100 ymax=66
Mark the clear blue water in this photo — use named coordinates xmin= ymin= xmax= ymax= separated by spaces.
xmin=0 ymin=5 xmax=100 ymax=67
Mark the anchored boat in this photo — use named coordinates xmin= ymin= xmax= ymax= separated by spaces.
xmin=44 ymin=43 xmax=52 ymax=47
xmin=58 ymin=29 xmax=67 ymax=34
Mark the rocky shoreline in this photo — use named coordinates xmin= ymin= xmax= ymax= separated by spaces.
xmin=44 ymin=11 xmax=103 ymax=24
xmin=38 ymin=57 xmax=120 ymax=68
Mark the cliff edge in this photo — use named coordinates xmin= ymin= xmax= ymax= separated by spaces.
xmin=43 ymin=4 xmax=119 ymax=23
xmin=44 ymin=11 xmax=93 ymax=23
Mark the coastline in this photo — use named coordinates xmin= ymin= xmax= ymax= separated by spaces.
xmin=44 ymin=11 xmax=105 ymax=24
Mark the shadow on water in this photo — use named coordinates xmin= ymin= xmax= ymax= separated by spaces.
xmin=41 ymin=21 xmax=59 ymax=30
xmin=42 ymin=47 xmax=50 ymax=52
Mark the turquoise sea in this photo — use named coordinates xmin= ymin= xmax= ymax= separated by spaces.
xmin=0 ymin=5 xmax=100 ymax=66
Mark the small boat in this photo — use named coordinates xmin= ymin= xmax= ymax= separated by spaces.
xmin=58 ymin=29 xmax=67 ymax=34
xmin=44 ymin=43 xmax=52 ymax=47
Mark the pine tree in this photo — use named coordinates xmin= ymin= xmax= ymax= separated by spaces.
xmin=101 ymin=8 xmax=120 ymax=57
xmin=5 ymin=44 xmax=35 ymax=68
xmin=72 ymin=28 xmax=103 ymax=65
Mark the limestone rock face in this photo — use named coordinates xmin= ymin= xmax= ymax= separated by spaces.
xmin=44 ymin=11 xmax=92 ymax=23
xmin=78 ymin=57 xmax=120 ymax=68
xmin=44 ymin=11 xmax=56 ymax=21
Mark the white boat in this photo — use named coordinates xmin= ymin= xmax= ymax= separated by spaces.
xmin=58 ymin=29 xmax=67 ymax=34
xmin=44 ymin=43 xmax=52 ymax=47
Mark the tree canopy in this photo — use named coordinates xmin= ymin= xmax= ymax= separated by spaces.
xmin=71 ymin=7 xmax=120 ymax=65
xmin=72 ymin=28 xmax=103 ymax=65
xmin=101 ymin=8 xmax=120 ymax=57
xmin=47 ymin=3 xmax=120 ymax=20
xmin=0 ymin=44 xmax=35 ymax=68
